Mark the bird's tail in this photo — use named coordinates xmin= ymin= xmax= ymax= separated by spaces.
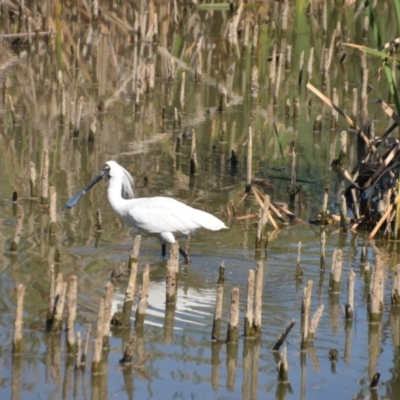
xmin=195 ymin=209 xmax=227 ymax=231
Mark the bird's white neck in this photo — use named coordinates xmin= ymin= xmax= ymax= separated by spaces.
xmin=107 ymin=176 xmax=133 ymax=218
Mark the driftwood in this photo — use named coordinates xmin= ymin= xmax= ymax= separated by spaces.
xmin=230 ymin=185 xmax=302 ymax=230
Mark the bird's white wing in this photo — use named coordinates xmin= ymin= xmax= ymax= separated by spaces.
xmin=126 ymin=197 xmax=226 ymax=235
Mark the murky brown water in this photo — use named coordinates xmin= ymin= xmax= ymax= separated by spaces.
xmin=0 ymin=1 xmax=400 ymax=399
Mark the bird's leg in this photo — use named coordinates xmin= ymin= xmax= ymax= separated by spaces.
xmin=179 ymin=247 xmax=190 ymax=265
xmin=161 ymin=244 xmax=167 ymax=258
xmin=185 ymin=235 xmax=191 ymax=258
xmin=182 ymin=235 xmax=191 ymax=264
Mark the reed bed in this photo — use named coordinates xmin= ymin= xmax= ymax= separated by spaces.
xmin=0 ymin=0 xmax=397 ymax=398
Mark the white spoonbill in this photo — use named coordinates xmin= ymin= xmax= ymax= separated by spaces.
xmin=66 ymin=161 xmax=228 ymax=261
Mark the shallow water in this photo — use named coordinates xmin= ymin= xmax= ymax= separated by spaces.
xmin=0 ymin=1 xmax=399 ymax=399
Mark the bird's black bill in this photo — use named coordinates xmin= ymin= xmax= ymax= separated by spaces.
xmin=66 ymin=169 xmax=107 ymax=208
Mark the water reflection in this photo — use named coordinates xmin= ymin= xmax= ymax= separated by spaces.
xmin=11 ymin=354 xmax=21 ymax=400
xmin=112 ymin=280 xmax=216 ymax=332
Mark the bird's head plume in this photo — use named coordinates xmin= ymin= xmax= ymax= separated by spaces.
xmin=104 ymin=161 xmax=134 ymax=199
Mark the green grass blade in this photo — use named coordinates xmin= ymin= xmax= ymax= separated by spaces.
xmin=197 ymin=3 xmax=230 ymax=10
xmin=364 ymin=0 xmax=382 ymax=47
xmin=395 ymin=0 xmax=400 ymax=30
xmin=364 ymin=0 xmax=400 ymax=115
xmin=343 ymin=43 xmax=400 ymax=62
xmin=273 ymin=123 xmax=285 ymax=161
xmin=384 ymin=63 xmax=400 ymax=113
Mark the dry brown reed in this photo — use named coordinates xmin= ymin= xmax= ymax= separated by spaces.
xmin=49 ymin=186 xmax=57 ymax=234
xmin=307 ymin=74 xmax=400 ymax=238
xmin=135 ymin=264 xmax=150 ymax=329
xmin=51 ymin=275 xmax=67 ymax=333
xmin=269 ymin=44 xmax=277 ymax=88
xmin=345 ymin=270 xmax=356 ymax=319
xmin=301 ymin=280 xmax=312 ymax=349
xmin=12 ymin=284 xmax=25 ymax=355
xmin=277 ymin=343 xmax=289 ymax=383
xmin=308 ymin=305 xmax=324 ymax=340
xmin=66 ymin=276 xmax=77 ymax=354
xmin=212 ymin=262 xmax=225 ymax=341
xmin=244 ymin=269 xmax=255 ymax=337
xmin=273 ymin=319 xmax=296 ymax=351
xmin=111 ymin=236 xmax=140 ymax=327
xmin=92 ymin=299 xmax=104 ymax=374
xmin=329 ymin=249 xmax=343 ymax=293
xmin=29 ymin=161 xmax=37 ymax=198
xmin=392 ymin=265 xmax=400 ymax=305
xmin=10 ymin=210 xmax=24 ymax=252
xmin=245 ymin=127 xmax=252 ymax=193
xmin=73 ymin=96 xmax=83 ymax=137
xmin=226 ymin=287 xmax=240 ymax=343
xmin=190 ymin=129 xmax=198 ymax=175
xmin=166 ymin=242 xmax=179 ymax=305
xmin=102 ymin=282 xmax=114 ymax=346
xmin=369 ymin=255 xmax=384 ymax=323
xmin=41 ymin=150 xmax=49 ymax=205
